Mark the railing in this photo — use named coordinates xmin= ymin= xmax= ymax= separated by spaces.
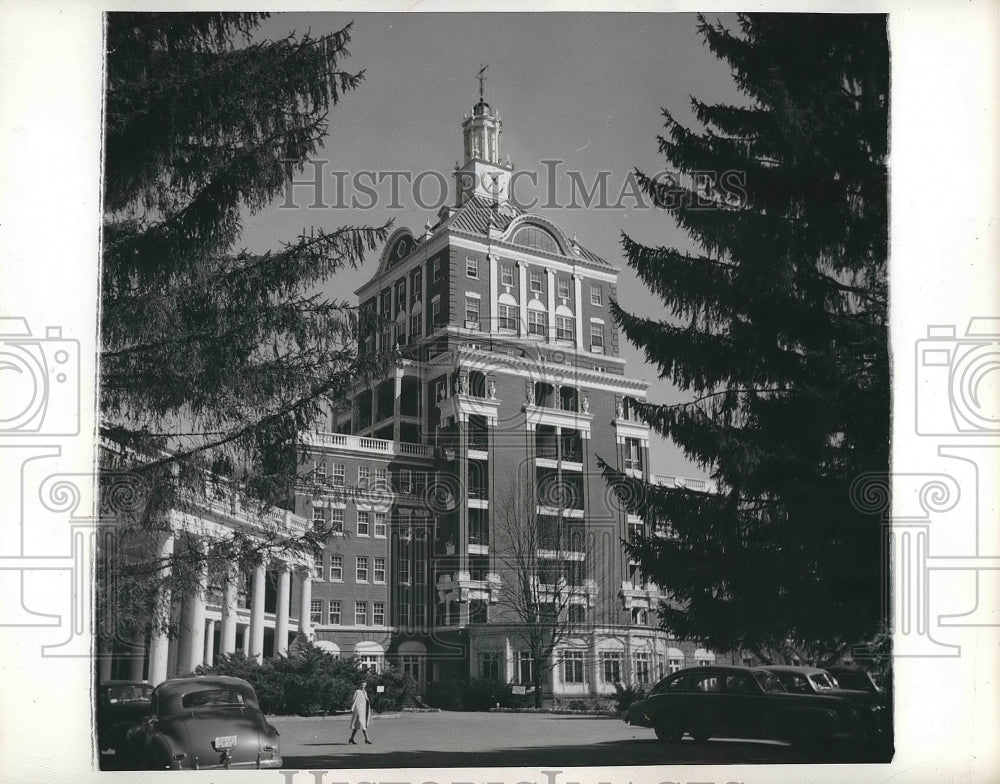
xmin=306 ymin=431 xmax=432 ymax=458
xmin=468 ymin=435 xmax=488 ymax=452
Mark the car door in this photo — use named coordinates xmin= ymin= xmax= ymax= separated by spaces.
xmin=684 ymin=669 xmax=727 ymax=738
xmin=723 ymin=672 xmax=762 ymax=739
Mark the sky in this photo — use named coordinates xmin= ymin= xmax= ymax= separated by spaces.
xmin=242 ymin=12 xmax=745 ymax=480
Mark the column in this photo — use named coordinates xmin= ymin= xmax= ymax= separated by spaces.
xmin=249 ymin=560 xmax=266 ymax=662
xmin=517 ymin=262 xmax=528 ymax=336
xmin=146 ymin=531 xmax=175 ymax=686
xmin=127 ymin=634 xmax=145 ymax=681
xmin=178 ymin=537 xmax=207 ymax=675
xmin=504 ymin=636 xmax=514 ymax=683
xmin=274 ymin=564 xmax=291 ymax=658
xmin=546 ymin=268 xmax=556 ymax=342
xmin=204 ymin=619 xmax=216 ymax=666
xmin=488 ymin=253 xmax=497 ymax=333
xmin=219 ymin=562 xmax=238 ymax=655
xmin=241 ymin=625 xmax=250 ymax=655
xmin=298 ymin=568 xmax=313 ymax=639
xmin=573 ymin=274 xmax=583 ymax=348
xmin=589 ymin=632 xmax=601 ymax=695
xmin=393 ymin=369 xmax=403 ymax=442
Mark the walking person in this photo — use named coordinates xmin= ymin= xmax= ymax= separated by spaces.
xmin=348 ymin=680 xmax=372 ymax=745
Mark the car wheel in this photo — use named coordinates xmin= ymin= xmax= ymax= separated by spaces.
xmin=687 ymin=717 xmax=712 ymax=742
xmin=654 ymin=718 xmax=682 ymax=743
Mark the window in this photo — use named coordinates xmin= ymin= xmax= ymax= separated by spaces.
xmin=374 ymin=557 xmax=386 ymax=583
xmin=396 ymin=603 xmax=411 ymax=626
xmin=329 ymin=508 xmax=344 ymax=533
xmin=373 ymin=601 xmax=386 ymax=626
xmin=624 ymin=437 xmax=644 ymax=472
xmin=311 ymin=506 xmax=325 ymax=529
xmin=329 ymin=555 xmax=343 ymax=582
xmin=590 ymin=322 xmax=604 ymax=349
xmin=431 ymin=298 xmax=441 ymax=326
xmin=411 ymin=268 xmax=422 ymax=303
xmin=693 ymin=674 xmax=721 ymax=691
xmin=466 ymin=257 xmax=479 ymax=278
xmin=397 ymin=469 xmax=413 ymax=493
xmin=465 ymin=297 xmax=480 ymax=327
xmin=410 ymin=312 xmax=422 ymax=338
xmin=357 ymin=511 xmax=370 ymax=536
xmin=395 ymin=279 xmax=406 ymax=312
xmin=528 ymin=309 xmax=546 ymax=336
xmin=399 ymin=558 xmax=411 ymax=583
xmin=590 ymin=284 xmax=602 ymax=305
xmin=310 ymin=600 xmax=323 ymax=625
xmin=602 ymin=651 xmax=623 ymax=683
xmin=311 ymin=550 xmax=324 ymax=579
xmin=529 ymin=269 xmax=543 ymax=293
xmin=315 ymin=460 xmax=327 ymax=482
xmin=401 ymin=653 xmax=420 ymax=681
xmin=415 ymin=557 xmax=426 ymax=585
xmin=374 ymin=512 xmax=387 ymax=537
xmin=512 ymin=225 xmax=559 ymax=254
xmin=632 ymin=607 xmax=649 ymax=626
xmin=356 ymin=556 xmax=369 ymax=582
xmin=480 ymin=651 xmax=501 ymax=680
xmin=329 ymin=600 xmax=341 ymax=625
xmin=332 ymin=463 xmax=345 ymax=486
xmin=668 ymin=657 xmax=684 ymax=674
xmin=380 ymin=289 xmax=391 ymax=316
xmin=500 ymin=263 xmax=514 ymax=287
xmin=563 ymin=651 xmax=585 ymax=684
xmin=556 ymin=315 xmax=575 ymax=342
xmin=375 ymin=467 xmax=388 ymax=488
xmin=568 ymin=604 xmax=586 ymax=624
xmin=517 ymin=651 xmax=533 ymax=685
xmin=557 ymin=277 xmax=570 ymax=299
xmin=634 ymin=652 xmax=651 ymax=684
xmin=432 ymin=259 xmax=441 ymax=281
xmin=355 ymin=601 xmax=368 ymax=626
xmin=358 ymin=465 xmax=370 ymax=484
xmin=359 ymin=654 xmax=381 ymax=672
xmin=498 ymin=304 xmax=518 ymax=332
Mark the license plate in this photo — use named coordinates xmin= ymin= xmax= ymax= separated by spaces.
xmin=214 ymin=735 xmax=238 ymax=750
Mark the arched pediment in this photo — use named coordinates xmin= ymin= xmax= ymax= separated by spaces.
xmin=502 ymin=215 xmax=575 ymax=257
xmin=378 ymin=228 xmax=418 ymax=273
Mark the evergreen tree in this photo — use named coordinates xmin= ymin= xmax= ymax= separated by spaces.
xmin=606 ymin=14 xmax=889 ymax=660
xmin=99 ymin=13 xmax=390 ymax=644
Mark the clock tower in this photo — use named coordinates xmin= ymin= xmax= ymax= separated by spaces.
xmin=455 ymin=68 xmax=512 ymax=206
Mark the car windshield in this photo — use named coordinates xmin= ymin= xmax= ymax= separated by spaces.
xmin=810 ymin=672 xmax=836 ymax=690
xmin=753 ymin=671 xmax=788 ymax=693
xmin=106 ymin=684 xmax=153 ymax=703
xmin=180 ymin=689 xmax=246 ymax=708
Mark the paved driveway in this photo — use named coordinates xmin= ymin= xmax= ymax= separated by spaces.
xmin=274 ymin=711 xmax=868 ymax=768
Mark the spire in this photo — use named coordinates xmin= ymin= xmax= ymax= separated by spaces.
xmin=477 ymin=63 xmax=487 ymax=105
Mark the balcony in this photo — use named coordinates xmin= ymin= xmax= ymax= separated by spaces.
xmin=304 ymin=431 xmax=433 ymax=459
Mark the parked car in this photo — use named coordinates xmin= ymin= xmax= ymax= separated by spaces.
xmin=97 ymin=680 xmax=154 ymax=768
xmin=127 ymin=676 xmax=281 ymax=770
xmin=625 ymin=665 xmax=875 ymax=749
xmin=760 ymin=665 xmax=890 ymax=744
xmin=826 ymin=665 xmax=885 ymax=696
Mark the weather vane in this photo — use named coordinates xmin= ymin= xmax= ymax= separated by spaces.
xmin=477 ymin=64 xmax=488 ymax=103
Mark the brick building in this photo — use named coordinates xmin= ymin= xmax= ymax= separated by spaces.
xmin=295 ymin=94 xmax=721 ymax=697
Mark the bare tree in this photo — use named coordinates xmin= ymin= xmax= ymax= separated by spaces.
xmin=493 ymin=471 xmax=596 ymax=709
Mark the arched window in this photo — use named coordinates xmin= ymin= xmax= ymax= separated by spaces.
xmin=512 ymin=225 xmax=560 ymax=255
xmin=526 ymin=299 xmax=547 ymax=337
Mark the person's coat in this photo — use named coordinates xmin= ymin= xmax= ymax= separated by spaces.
xmin=350 ymin=688 xmax=371 ymax=730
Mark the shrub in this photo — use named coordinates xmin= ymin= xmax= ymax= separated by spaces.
xmin=424 ymin=678 xmax=464 ymax=711
xmin=611 ymin=682 xmax=648 ymax=715
xmin=366 ymin=666 xmax=417 ymax=711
